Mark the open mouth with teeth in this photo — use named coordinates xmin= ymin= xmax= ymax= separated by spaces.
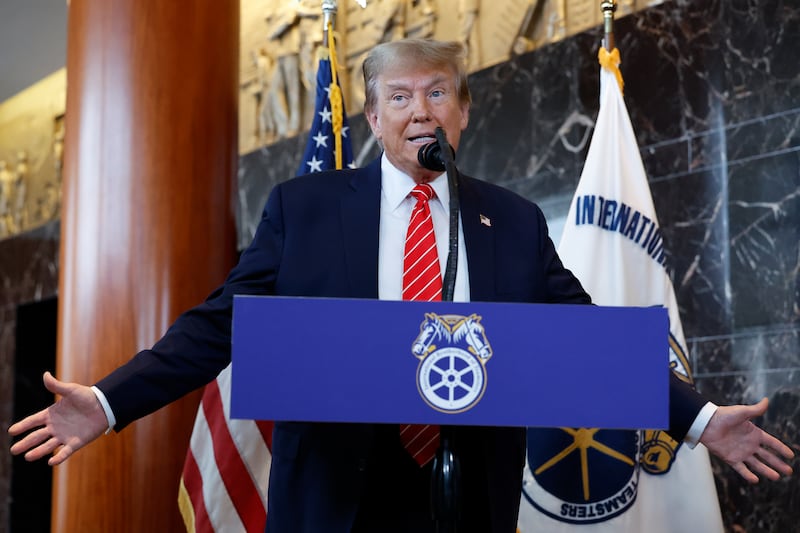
xmin=409 ymin=135 xmax=436 ymax=144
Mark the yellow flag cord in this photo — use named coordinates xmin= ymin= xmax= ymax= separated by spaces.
xmin=327 ymin=22 xmax=343 ymax=170
xmin=598 ymin=46 xmax=624 ymax=94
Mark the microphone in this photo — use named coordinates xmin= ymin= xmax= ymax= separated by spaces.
xmin=417 ymin=138 xmax=456 ymax=172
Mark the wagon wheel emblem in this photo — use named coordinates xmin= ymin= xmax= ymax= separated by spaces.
xmin=418 ymin=347 xmax=485 ymax=412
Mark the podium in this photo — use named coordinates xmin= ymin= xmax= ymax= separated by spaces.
xmin=230 ymin=296 xmax=669 ymax=430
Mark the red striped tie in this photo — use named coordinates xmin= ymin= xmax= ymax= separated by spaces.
xmin=400 ymin=183 xmax=441 ymax=466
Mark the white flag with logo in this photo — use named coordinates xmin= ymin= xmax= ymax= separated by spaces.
xmin=517 ymin=48 xmax=724 ymax=533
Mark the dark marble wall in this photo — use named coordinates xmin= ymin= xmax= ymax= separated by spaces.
xmin=0 ymin=221 xmax=59 ymax=531
xmin=2 ymin=0 xmax=797 ymax=531
xmin=239 ymin=0 xmax=799 ymax=531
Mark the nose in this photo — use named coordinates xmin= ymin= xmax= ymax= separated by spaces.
xmin=411 ymin=98 xmax=431 ymax=122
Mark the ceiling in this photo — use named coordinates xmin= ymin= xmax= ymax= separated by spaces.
xmin=0 ymin=0 xmax=68 ymax=103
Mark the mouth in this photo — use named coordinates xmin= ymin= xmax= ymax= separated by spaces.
xmin=408 ymin=134 xmax=436 ymax=144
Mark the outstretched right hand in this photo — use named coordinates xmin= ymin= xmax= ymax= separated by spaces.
xmin=8 ymin=372 xmax=109 ymax=466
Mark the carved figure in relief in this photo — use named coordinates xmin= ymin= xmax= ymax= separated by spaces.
xmin=253 ymin=47 xmax=278 ymax=142
xmin=458 ymin=0 xmax=481 ymax=70
xmin=33 ymin=181 xmax=60 ymax=224
xmin=0 ymin=160 xmax=12 ymax=236
xmin=38 ymin=120 xmax=67 ymax=222
xmin=347 ymin=0 xmax=407 ymax=107
xmin=297 ymin=0 xmax=325 ymax=128
xmin=11 ymin=151 xmax=29 ymax=233
xmin=53 ymin=119 xmax=65 ymax=181
xmin=404 ymin=0 xmax=436 ymax=39
xmin=265 ymin=0 xmax=319 ymax=139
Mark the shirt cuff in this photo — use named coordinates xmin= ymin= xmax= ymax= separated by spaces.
xmin=684 ymin=401 xmax=718 ymax=448
xmin=91 ymin=385 xmax=117 ymax=435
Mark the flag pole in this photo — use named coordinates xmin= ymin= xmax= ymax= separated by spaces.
xmin=601 ymin=0 xmax=617 ymax=51
xmin=598 ymin=0 xmax=624 ymax=93
xmin=322 ymin=0 xmax=337 ymax=45
xmin=320 ymin=0 xmax=346 ymax=169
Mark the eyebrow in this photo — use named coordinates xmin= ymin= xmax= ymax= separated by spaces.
xmin=384 ymin=74 xmax=451 ymax=93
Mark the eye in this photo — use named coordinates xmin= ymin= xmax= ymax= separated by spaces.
xmin=430 ymin=89 xmax=445 ymax=98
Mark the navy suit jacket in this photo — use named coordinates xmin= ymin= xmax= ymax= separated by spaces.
xmin=96 ymin=157 xmax=706 ymax=532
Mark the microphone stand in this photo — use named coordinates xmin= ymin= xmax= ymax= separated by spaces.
xmin=436 ymin=127 xmax=460 ymax=301
xmin=420 ymin=127 xmax=461 ymax=533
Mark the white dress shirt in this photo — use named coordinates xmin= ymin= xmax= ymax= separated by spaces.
xmin=377 ymin=154 xmax=470 ymax=302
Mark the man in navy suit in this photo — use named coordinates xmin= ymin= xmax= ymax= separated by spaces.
xmin=10 ymin=39 xmax=794 ymax=532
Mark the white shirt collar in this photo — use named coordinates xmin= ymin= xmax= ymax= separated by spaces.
xmin=380 ymin=153 xmax=449 ymax=213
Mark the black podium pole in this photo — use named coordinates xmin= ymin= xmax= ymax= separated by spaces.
xmin=418 ymin=127 xmax=461 ymax=532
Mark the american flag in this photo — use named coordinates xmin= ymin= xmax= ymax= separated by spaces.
xmin=178 ymin=43 xmax=354 ymax=533
xmin=298 ymin=52 xmax=355 ymax=174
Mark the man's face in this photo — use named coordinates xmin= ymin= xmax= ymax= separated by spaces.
xmin=366 ymin=63 xmax=470 ymax=183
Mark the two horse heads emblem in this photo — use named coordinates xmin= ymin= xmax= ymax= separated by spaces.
xmin=411 ymin=313 xmax=493 ymax=413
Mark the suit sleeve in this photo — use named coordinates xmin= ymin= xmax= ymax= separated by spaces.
xmin=666 ymin=372 xmax=709 ymax=442
xmin=94 ymin=184 xmax=288 ymax=430
xmin=533 ymin=205 xmax=592 ymax=305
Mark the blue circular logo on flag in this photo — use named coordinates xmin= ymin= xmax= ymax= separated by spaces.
xmin=522 ymin=428 xmax=640 ymax=524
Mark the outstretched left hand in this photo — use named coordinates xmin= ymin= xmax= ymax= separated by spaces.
xmin=700 ymin=398 xmax=795 ymax=483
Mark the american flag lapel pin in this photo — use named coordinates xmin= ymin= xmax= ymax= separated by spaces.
xmin=480 ymin=214 xmax=491 ymax=227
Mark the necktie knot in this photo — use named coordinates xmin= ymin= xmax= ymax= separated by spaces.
xmin=410 ymin=183 xmax=436 ymax=204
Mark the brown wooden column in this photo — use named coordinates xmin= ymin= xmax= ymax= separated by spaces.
xmin=55 ymin=1 xmax=239 ymax=531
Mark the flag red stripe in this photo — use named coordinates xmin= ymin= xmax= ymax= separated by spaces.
xmin=182 ymin=448 xmax=213 ymax=533
xmin=256 ymin=420 xmax=274 ymax=450
xmin=203 ymin=380 xmax=267 ymax=532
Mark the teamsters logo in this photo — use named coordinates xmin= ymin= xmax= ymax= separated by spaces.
xmin=523 ymin=427 xmax=640 ymax=524
xmin=411 ymin=313 xmax=492 ymax=413
xmin=521 ymin=331 xmax=694 ymax=524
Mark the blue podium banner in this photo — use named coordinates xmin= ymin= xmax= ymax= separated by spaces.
xmin=231 ymin=296 xmax=668 ymax=429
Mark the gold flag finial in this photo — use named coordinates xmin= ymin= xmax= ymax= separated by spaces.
xmin=601 ymin=0 xmax=617 ymax=52
xmin=322 ymin=0 xmax=337 ymax=45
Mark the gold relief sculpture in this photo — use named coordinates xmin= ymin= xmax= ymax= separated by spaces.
xmin=458 ymin=0 xmax=481 ymax=71
xmin=36 ymin=115 xmax=65 ymax=223
xmin=0 ymin=69 xmax=66 ymax=239
xmin=253 ymin=47 xmax=279 ymax=142
xmin=404 ymin=0 xmax=437 ymax=39
xmin=344 ymin=0 xmax=408 ymax=110
xmin=240 ymin=0 xmax=327 ymax=152
xmin=266 ymin=2 xmax=310 ymax=139
xmin=0 ymin=160 xmax=13 ymax=236
xmin=340 ymin=0 xmax=436 ymax=109
xmin=53 ymin=116 xmax=65 ymax=182
xmin=266 ymin=0 xmax=328 ymax=139
xmin=297 ymin=1 xmax=326 ymax=127
xmin=238 ymin=0 xmax=663 ymax=153
xmin=12 ymin=151 xmax=29 ymax=233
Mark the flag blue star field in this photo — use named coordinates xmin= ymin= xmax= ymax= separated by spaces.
xmin=297 ymin=55 xmax=355 ymax=176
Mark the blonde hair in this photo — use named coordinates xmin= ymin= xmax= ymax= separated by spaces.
xmin=362 ymin=39 xmax=471 ymax=114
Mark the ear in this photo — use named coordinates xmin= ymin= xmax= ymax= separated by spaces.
xmin=365 ymin=107 xmax=382 ymax=140
xmin=460 ymin=102 xmax=470 ymax=131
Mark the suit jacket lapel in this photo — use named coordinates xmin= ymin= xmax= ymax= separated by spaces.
xmin=458 ymin=174 xmax=496 ymax=302
xmin=340 ymin=158 xmax=382 ymax=298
